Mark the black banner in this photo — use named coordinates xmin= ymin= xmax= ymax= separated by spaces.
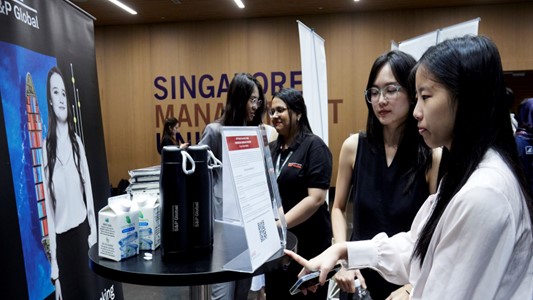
xmin=0 ymin=0 xmax=123 ymax=299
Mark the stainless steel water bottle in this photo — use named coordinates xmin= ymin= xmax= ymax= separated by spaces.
xmin=160 ymin=146 xmax=195 ymax=259
xmin=186 ymin=145 xmax=214 ymax=255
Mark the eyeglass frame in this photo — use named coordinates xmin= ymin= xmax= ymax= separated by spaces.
xmin=268 ymin=106 xmax=288 ymax=117
xmin=364 ymin=84 xmax=402 ymax=104
xmin=249 ymin=96 xmax=263 ymax=107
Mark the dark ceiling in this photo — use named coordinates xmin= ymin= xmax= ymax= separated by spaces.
xmin=71 ymin=0 xmax=530 ymax=26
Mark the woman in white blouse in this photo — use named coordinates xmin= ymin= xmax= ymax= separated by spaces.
xmin=43 ymin=66 xmax=98 ymax=300
xmin=286 ymin=35 xmax=533 ymax=300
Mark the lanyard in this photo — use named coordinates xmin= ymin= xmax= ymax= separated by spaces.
xmin=275 ymin=151 xmax=293 ymax=179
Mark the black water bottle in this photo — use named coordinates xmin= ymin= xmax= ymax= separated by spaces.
xmin=186 ymin=145 xmax=213 ymax=255
xmin=160 ymin=146 xmax=192 ymax=259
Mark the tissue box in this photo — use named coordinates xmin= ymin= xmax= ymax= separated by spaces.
xmin=98 ymin=194 xmax=139 ymax=261
xmin=132 ymin=192 xmax=161 ymax=250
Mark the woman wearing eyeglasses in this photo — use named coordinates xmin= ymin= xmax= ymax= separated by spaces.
xmin=265 ymin=88 xmax=333 ymax=299
xmin=199 ymin=72 xmax=268 ymax=300
xmin=330 ymin=50 xmax=442 ymax=300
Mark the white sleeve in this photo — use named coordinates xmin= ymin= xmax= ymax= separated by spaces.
xmin=345 ymin=194 xmax=436 ymax=285
xmin=78 ymin=136 xmax=97 ymax=247
xmin=417 ymin=186 xmax=516 ymax=299
xmin=345 ymin=231 xmax=416 ymax=285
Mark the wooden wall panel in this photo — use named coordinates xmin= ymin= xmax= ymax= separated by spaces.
xmin=95 ymin=2 xmax=533 ymax=186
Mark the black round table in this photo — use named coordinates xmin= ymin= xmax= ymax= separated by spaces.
xmin=89 ymin=223 xmax=297 ymax=300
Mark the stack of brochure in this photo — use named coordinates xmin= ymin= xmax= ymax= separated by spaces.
xmin=127 ymin=165 xmax=160 ymax=194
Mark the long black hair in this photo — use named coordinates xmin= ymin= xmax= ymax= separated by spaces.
xmin=365 ymin=50 xmax=432 ymax=193
xmin=271 ymin=88 xmax=312 ymax=150
xmin=412 ymin=35 xmax=533 ymax=265
xmin=162 ymin=116 xmax=179 ymax=144
xmin=220 ymin=72 xmax=266 ymax=126
xmin=45 ymin=66 xmax=85 ymax=210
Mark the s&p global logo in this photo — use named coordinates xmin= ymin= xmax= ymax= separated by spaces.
xmin=0 ymin=0 xmax=40 ymax=29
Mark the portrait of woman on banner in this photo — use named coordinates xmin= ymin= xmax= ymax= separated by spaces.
xmin=42 ymin=66 xmax=99 ymax=300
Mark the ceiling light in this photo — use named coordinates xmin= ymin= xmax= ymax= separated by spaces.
xmin=354 ymin=0 xmax=360 ymax=2
xmin=108 ymin=0 xmax=137 ymax=15
xmin=233 ymin=0 xmax=245 ymax=9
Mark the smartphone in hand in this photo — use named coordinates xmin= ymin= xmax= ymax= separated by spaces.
xmin=289 ymin=265 xmax=341 ymax=295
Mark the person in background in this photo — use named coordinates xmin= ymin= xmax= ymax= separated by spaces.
xmin=515 ymin=98 xmax=533 ymax=193
xmin=285 ymin=35 xmax=533 ymax=299
xmin=330 ymin=50 xmax=442 ymax=300
xmin=505 ymin=88 xmax=519 ymax=134
xmin=43 ymin=66 xmax=99 ymax=299
xmin=199 ymin=72 xmax=266 ymax=300
xmin=265 ymin=88 xmax=333 ymax=299
xmin=158 ymin=116 xmax=188 ymax=154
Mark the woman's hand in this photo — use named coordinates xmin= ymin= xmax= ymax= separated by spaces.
xmin=54 ymin=279 xmax=63 ymax=300
xmin=88 ymin=231 xmax=97 ymax=248
xmin=285 ymin=242 xmax=347 ymax=286
xmin=386 ymin=284 xmax=412 ymax=300
xmin=334 ymin=268 xmax=366 ymax=293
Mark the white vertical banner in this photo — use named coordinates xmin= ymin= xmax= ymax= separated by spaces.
xmin=396 ymin=30 xmax=439 ymax=61
xmin=437 ymin=18 xmax=481 ymax=43
xmin=297 ymin=20 xmax=329 ymax=145
xmin=392 ymin=18 xmax=480 ymax=61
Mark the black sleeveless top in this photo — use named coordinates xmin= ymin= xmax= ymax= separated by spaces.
xmin=351 ymin=134 xmax=429 ymax=240
xmin=344 ymin=134 xmax=429 ymax=300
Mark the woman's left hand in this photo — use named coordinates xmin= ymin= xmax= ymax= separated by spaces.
xmin=88 ymin=232 xmax=97 ymax=248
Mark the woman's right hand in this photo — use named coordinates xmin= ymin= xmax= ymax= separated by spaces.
xmin=284 ymin=243 xmax=346 ymax=286
xmin=54 ymin=279 xmax=63 ymax=300
xmin=334 ymin=268 xmax=366 ymax=293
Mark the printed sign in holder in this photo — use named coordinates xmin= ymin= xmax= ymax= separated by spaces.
xmin=217 ymin=126 xmax=287 ymax=273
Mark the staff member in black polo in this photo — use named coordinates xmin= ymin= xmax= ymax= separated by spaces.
xmin=265 ymin=88 xmax=333 ymax=299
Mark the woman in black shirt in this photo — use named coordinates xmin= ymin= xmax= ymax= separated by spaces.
xmin=158 ymin=116 xmax=188 ymax=154
xmin=266 ymin=88 xmax=333 ymax=299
